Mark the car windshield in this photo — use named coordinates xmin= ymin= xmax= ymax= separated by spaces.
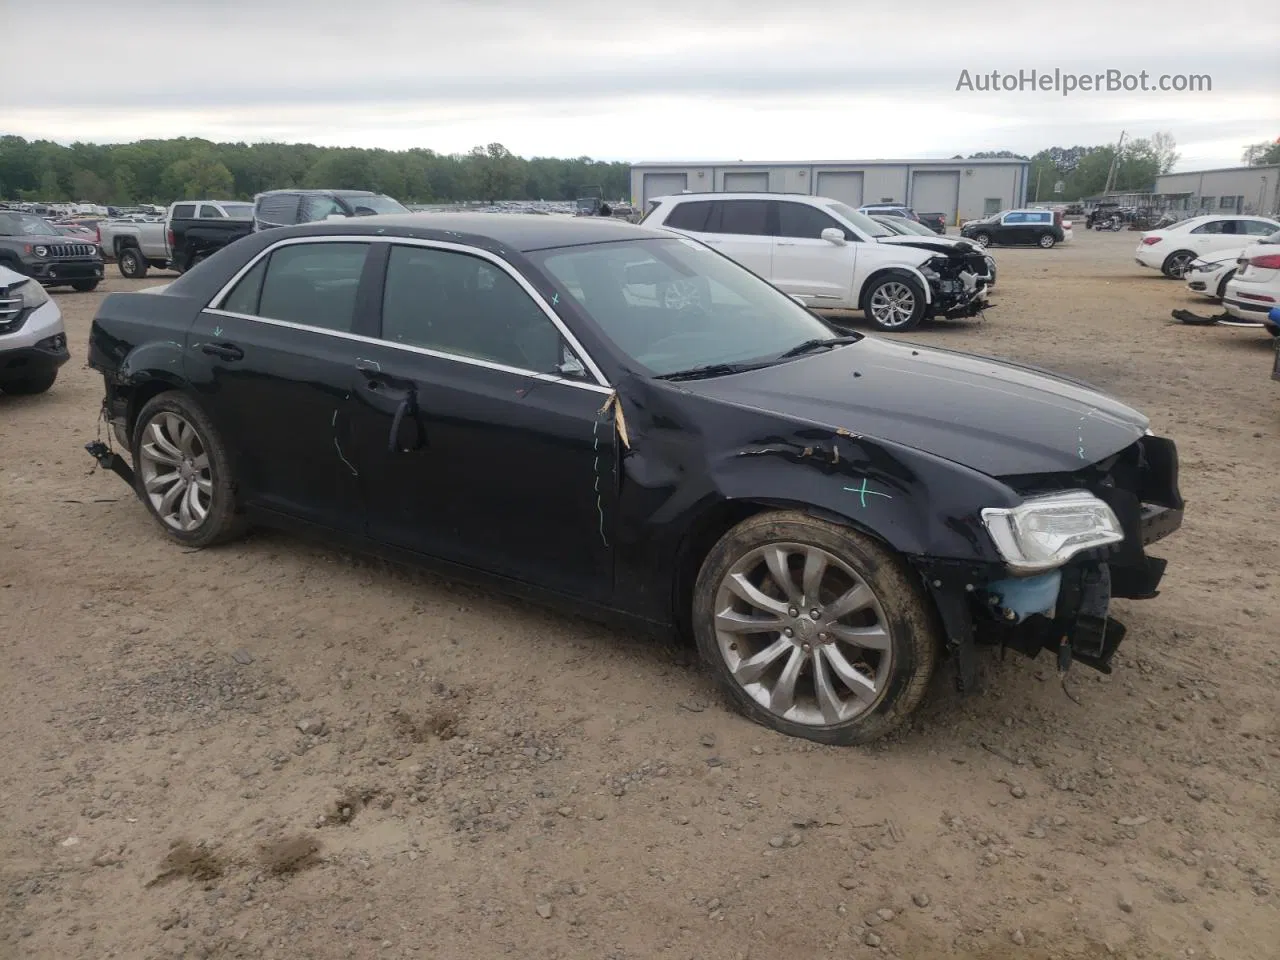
xmin=884 ymin=217 xmax=936 ymax=236
xmin=0 ymin=212 xmax=59 ymax=236
xmin=221 ymin=203 xmax=254 ymax=219
xmin=532 ymin=236 xmax=854 ymax=377
xmin=347 ymin=195 xmax=410 ymax=216
xmin=822 ymin=202 xmax=893 ymax=238
xmin=872 ymin=217 xmax=910 ymax=235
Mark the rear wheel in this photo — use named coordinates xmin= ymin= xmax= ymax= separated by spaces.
xmin=1162 ymin=250 xmax=1196 ymax=279
xmin=1037 ymin=232 xmax=1056 ymax=248
xmin=131 ymin=392 xmax=247 ymax=547
xmin=2 ymin=370 xmax=57 ymax=394
xmin=863 ymin=274 xmax=926 ymax=332
xmin=972 ymin=232 xmax=992 ymax=247
xmin=117 ymin=246 xmax=148 ymax=279
xmin=692 ymin=511 xmax=939 ymax=745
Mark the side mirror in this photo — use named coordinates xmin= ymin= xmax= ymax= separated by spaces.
xmin=556 ymin=344 xmax=587 ymax=379
xmin=821 ymin=227 xmax=846 ymax=245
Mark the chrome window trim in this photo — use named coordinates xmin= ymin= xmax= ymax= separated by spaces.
xmin=207 ymin=234 xmax=611 ymax=388
xmin=202 ymin=308 xmax=613 ymax=396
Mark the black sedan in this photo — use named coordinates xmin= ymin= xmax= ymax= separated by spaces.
xmin=85 ymin=214 xmax=1183 ymax=744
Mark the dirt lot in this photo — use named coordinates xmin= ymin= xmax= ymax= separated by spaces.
xmin=2 ymin=230 xmax=1278 ymax=960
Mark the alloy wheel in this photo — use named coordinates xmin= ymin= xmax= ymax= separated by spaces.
xmin=868 ymin=282 xmax=917 ymax=328
xmin=1166 ymin=253 xmax=1194 ymax=279
xmin=712 ymin=542 xmax=894 ymax=726
xmin=138 ymin=412 xmax=213 ymax=532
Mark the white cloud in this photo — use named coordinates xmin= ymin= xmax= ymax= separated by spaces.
xmin=2 ymin=0 xmax=1276 ymax=169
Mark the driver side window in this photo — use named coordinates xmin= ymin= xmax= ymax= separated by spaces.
xmin=380 ymin=245 xmax=566 ymax=374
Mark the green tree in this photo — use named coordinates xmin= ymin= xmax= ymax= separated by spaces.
xmin=1242 ymin=139 xmax=1280 ymax=166
xmin=72 ymin=168 xmax=112 ymax=203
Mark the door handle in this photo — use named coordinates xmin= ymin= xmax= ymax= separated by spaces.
xmin=355 ymin=357 xmax=381 ymax=374
xmin=201 ymin=342 xmax=244 ymax=361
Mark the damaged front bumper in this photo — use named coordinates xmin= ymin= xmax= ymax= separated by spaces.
xmin=914 ymin=433 xmax=1184 ymax=691
xmin=923 ymin=257 xmax=992 ymax=319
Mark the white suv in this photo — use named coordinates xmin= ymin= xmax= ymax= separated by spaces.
xmin=640 ymin=192 xmax=991 ymax=331
xmin=0 ymin=264 xmax=70 ymax=394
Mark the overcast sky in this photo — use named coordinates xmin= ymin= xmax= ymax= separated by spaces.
xmin=3 ymin=0 xmax=1276 ymax=170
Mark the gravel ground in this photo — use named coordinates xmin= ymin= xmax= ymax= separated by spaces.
xmin=2 ymin=230 xmax=1278 ymax=960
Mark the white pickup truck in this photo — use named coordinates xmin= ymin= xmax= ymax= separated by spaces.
xmin=98 ymin=199 xmax=254 ymax=278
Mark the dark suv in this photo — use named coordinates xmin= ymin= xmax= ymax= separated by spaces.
xmin=252 ymin=189 xmax=410 ymax=232
xmin=0 ymin=211 xmax=105 ymax=291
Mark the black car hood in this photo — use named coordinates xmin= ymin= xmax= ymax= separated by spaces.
xmin=674 ymin=338 xmax=1148 ymax=477
xmin=879 ymin=237 xmax=983 ymax=257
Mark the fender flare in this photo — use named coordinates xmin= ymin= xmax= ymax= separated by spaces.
xmin=858 ymin=265 xmax=934 ymax=309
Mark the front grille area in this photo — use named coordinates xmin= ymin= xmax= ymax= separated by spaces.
xmin=0 ymin=291 xmax=26 ymax=333
xmin=47 ymin=243 xmax=97 ymax=258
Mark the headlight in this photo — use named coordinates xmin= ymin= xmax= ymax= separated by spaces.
xmin=12 ymin=277 xmax=50 ymax=309
xmin=33 ymin=245 xmax=48 ymax=258
xmin=981 ymin=490 xmax=1123 ymax=574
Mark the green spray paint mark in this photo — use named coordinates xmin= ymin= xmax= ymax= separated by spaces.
xmin=843 ymin=478 xmax=893 ymax=508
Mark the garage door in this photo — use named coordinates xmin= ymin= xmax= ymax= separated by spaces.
xmin=643 ymin=172 xmax=689 ymax=203
xmin=723 ymin=171 xmax=769 ymax=192
xmin=910 ymin=171 xmax=960 ymax=226
xmin=814 ymin=171 xmax=864 ymax=207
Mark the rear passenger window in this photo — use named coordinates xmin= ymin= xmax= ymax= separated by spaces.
xmin=1190 ymin=220 xmax=1226 ymax=235
xmin=171 ymin=203 xmax=196 ymax=219
xmin=256 ymin=193 xmax=301 ymax=227
xmin=381 ymin=245 xmax=562 ymax=372
xmin=712 ymin=200 xmax=770 ymax=236
xmin=777 ymin=202 xmax=845 ymax=239
xmin=199 ymin=204 xmax=225 ymax=219
xmin=254 ymin=242 xmax=370 ymax=332
xmin=664 ymin=201 xmax=714 ymax=232
xmin=220 ymin=257 xmax=268 ymax=315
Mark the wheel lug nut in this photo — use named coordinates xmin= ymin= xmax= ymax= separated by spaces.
xmin=784 ymin=628 xmax=794 ymax=638
xmin=801 ymin=642 xmax=812 ymax=652
xmin=818 ymin=633 xmax=828 ymax=642
xmin=809 ymin=608 xmax=820 ymax=618
xmin=788 ymin=607 xmax=798 ymax=618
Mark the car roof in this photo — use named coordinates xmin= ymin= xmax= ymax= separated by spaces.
xmin=255 ymin=189 xmax=383 ymax=198
xmin=264 ymin=212 xmax=668 ymax=252
xmin=656 ymin=192 xmax=831 ymax=203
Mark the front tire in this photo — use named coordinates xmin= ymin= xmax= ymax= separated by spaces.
xmin=71 ymin=279 xmax=100 ymax=292
xmin=692 ymin=511 xmax=939 ymax=745
xmin=118 ymin=246 xmax=148 ymax=279
xmin=1215 ymin=268 xmax=1236 ymax=300
xmin=131 ymin=392 xmax=247 ymax=548
xmin=863 ymin=274 xmax=926 ymax=332
xmin=2 ymin=370 xmax=57 ymax=394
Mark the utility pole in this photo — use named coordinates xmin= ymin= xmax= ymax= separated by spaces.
xmin=1035 ymin=165 xmax=1042 ymax=202
xmin=1102 ymin=130 xmax=1126 ymax=196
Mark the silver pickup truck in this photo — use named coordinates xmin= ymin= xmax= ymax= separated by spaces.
xmin=98 ymin=199 xmax=254 ymax=278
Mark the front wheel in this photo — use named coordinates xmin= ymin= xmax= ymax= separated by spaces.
xmin=692 ymin=511 xmax=939 ymax=745
xmin=863 ymin=274 xmax=926 ymax=332
xmin=71 ymin=279 xmax=100 ymax=292
xmin=1037 ymin=233 xmax=1056 ymax=248
xmin=1215 ymin=268 xmax=1236 ymax=300
xmin=131 ymin=392 xmax=248 ymax=548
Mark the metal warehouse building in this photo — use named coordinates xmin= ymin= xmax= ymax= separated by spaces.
xmin=630 ymin=158 xmax=1031 ymax=226
xmin=1152 ymin=165 xmax=1280 ymax=217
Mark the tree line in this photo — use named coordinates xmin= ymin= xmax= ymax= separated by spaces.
xmin=1 ymin=131 xmax=1276 ymax=207
xmin=0 ymin=137 xmax=631 ymax=206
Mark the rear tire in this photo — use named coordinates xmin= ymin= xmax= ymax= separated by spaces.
xmin=1037 ymin=233 xmax=1056 ymax=248
xmin=2 ymin=371 xmax=57 ymax=394
xmin=1162 ymin=250 xmax=1196 ymax=279
xmin=131 ymin=392 xmax=248 ymax=548
xmin=692 ymin=511 xmax=939 ymax=745
xmin=118 ymin=246 xmax=148 ymax=279
xmin=972 ymin=232 xmax=992 ymax=247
